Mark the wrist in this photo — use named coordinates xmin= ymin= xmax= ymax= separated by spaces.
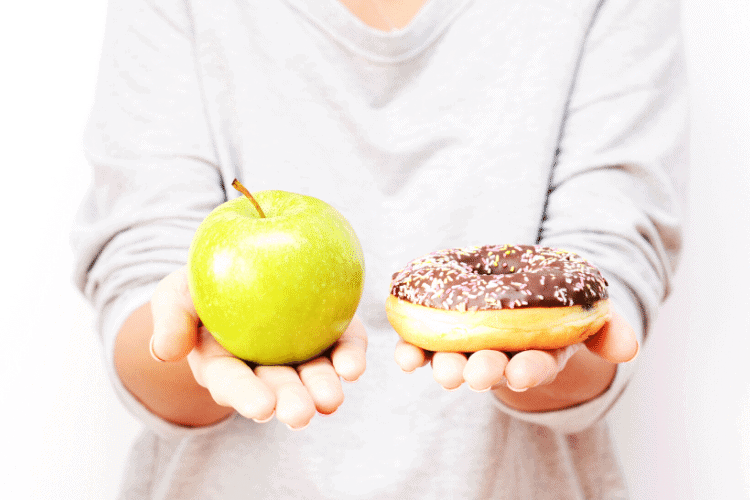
xmin=114 ymin=302 xmax=235 ymax=427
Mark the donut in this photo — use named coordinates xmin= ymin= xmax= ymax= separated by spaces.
xmin=385 ymin=244 xmax=611 ymax=352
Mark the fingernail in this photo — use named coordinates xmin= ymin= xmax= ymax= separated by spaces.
xmin=506 ymin=381 xmax=528 ymax=393
xmin=149 ymin=335 xmax=166 ymax=363
xmin=251 ymin=411 xmax=275 ymax=424
xmin=443 ymin=384 xmax=462 ymax=392
xmin=286 ymin=421 xmax=311 ymax=431
xmin=630 ymin=341 xmax=641 ymax=362
xmin=468 ymin=385 xmax=491 ymax=393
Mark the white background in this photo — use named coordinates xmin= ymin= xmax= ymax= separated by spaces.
xmin=1 ymin=1 xmax=748 ymax=498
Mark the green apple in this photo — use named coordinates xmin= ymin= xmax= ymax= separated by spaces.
xmin=187 ymin=180 xmax=365 ymax=365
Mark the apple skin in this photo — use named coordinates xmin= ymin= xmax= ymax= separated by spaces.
xmin=187 ymin=190 xmax=365 ymax=365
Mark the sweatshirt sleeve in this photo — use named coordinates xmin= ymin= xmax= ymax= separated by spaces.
xmin=493 ymin=0 xmax=689 ymax=434
xmin=71 ymin=0 xmax=227 ymax=438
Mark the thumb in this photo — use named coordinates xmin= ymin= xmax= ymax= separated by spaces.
xmin=150 ymin=266 xmax=201 ymax=362
xmin=584 ymin=309 xmax=639 ymax=363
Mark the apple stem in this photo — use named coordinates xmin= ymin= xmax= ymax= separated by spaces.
xmin=232 ymin=179 xmax=266 ymax=218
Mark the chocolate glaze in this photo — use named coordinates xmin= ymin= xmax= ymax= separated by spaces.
xmin=390 ymin=244 xmax=608 ymax=311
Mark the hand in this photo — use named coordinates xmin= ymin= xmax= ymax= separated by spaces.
xmin=393 ymin=311 xmax=638 ymax=409
xmin=150 ymin=266 xmax=368 ymax=430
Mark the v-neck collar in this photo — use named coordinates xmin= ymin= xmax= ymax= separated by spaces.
xmin=285 ymin=0 xmax=473 ymax=63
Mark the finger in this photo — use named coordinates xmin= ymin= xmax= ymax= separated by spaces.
xmin=431 ymin=352 xmax=468 ymax=391
xmin=585 ymin=310 xmax=639 ymax=363
xmin=463 ymin=350 xmax=509 ymax=392
xmin=150 ymin=266 xmax=200 ymax=361
xmin=255 ymin=365 xmax=316 ymax=430
xmin=504 ymin=350 xmax=558 ymax=392
xmin=297 ymin=357 xmax=344 ymax=415
xmin=330 ymin=317 xmax=368 ymax=382
xmin=393 ymin=339 xmax=431 ymax=373
xmin=188 ymin=330 xmax=276 ymax=422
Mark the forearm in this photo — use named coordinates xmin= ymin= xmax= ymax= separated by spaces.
xmin=72 ymin=0 xmax=227 ymax=428
xmin=114 ymin=303 xmax=234 ymax=427
xmin=492 ymin=348 xmax=616 ymax=412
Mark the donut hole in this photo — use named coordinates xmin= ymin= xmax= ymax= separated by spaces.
xmin=471 ymin=265 xmax=495 ymax=276
xmin=450 ymin=252 xmax=524 ymax=277
xmin=462 ymin=258 xmax=521 ymax=276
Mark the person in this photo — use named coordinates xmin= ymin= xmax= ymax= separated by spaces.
xmin=72 ymin=0 xmax=687 ymax=498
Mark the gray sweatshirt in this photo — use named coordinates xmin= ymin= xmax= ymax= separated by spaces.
xmin=72 ymin=0 xmax=687 ymax=498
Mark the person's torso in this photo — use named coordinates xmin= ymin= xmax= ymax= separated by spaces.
xmin=126 ymin=2 xmax=627 ymax=499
